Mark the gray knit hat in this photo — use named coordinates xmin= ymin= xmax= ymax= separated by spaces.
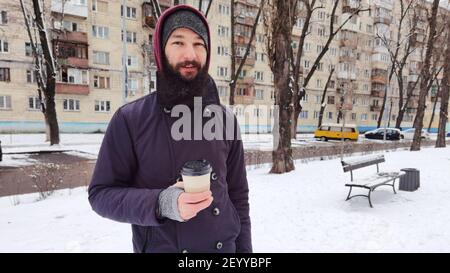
xmin=161 ymin=9 xmax=209 ymax=52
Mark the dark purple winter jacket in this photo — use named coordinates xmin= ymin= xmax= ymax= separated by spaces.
xmin=88 ymin=5 xmax=252 ymax=253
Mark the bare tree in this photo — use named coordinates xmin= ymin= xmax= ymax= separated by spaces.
xmin=291 ymin=0 xmax=369 ymax=138
xmin=317 ymin=68 xmax=335 ymax=127
xmin=265 ymin=0 xmax=296 ymax=173
xmin=411 ymin=0 xmax=440 ymax=151
xmin=436 ymin=15 xmax=450 ymax=148
xmin=229 ymin=0 xmax=266 ymax=106
xmin=19 ymin=0 xmax=60 ymax=145
xmin=376 ymin=0 xmax=415 ymax=129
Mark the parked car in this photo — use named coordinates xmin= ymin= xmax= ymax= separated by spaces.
xmin=314 ymin=124 xmax=359 ymax=141
xmin=402 ymin=128 xmax=430 ymax=140
xmin=364 ymin=128 xmax=402 ymax=140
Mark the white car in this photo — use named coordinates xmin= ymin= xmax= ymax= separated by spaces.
xmin=402 ymin=128 xmax=430 ymax=140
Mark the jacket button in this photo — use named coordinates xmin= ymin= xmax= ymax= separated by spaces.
xmin=216 ymin=242 xmax=223 ymax=250
xmin=213 ymin=207 xmax=220 ymax=216
xmin=163 ymin=107 xmax=171 ymax=114
xmin=182 ymin=249 xmax=188 ymax=253
xmin=211 ymin=172 xmax=218 ymax=181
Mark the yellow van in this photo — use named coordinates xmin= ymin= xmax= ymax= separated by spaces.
xmin=314 ymin=123 xmax=359 ymax=141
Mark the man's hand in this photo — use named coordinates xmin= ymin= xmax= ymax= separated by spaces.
xmin=177 ymin=187 xmax=213 ymax=221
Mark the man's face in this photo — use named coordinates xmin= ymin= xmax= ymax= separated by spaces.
xmin=164 ymin=28 xmax=207 ymax=81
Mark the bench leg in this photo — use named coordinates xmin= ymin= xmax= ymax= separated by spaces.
xmin=392 ymin=179 xmax=397 ymax=194
xmin=368 ymin=189 xmax=373 ymax=208
xmin=346 ymin=186 xmax=353 ymax=201
xmin=345 ymin=185 xmax=374 ymax=208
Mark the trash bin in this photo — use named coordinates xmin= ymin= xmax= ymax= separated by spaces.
xmin=399 ymin=168 xmax=420 ymax=191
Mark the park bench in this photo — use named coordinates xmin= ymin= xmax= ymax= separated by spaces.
xmin=341 ymin=155 xmax=405 ymax=208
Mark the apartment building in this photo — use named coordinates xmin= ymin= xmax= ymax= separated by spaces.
xmin=0 ymin=0 xmax=448 ymax=133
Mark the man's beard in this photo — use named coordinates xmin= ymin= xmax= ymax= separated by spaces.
xmin=158 ymin=57 xmax=209 ymax=109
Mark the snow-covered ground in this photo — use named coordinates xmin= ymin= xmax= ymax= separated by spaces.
xmin=1 ymin=146 xmax=450 ymax=252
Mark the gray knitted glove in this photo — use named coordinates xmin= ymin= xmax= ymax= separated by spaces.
xmin=158 ymin=187 xmax=185 ymax=222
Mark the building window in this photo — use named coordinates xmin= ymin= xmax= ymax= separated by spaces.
xmin=28 ymin=97 xmax=41 ymax=110
xmin=25 ymin=42 xmax=33 ymax=56
xmin=121 ymin=5 xmax=137 ymax=19
xmin=92 ymin=25 xmax=109 ymax=39
xmin=63 ymin=99 xmax=80 ymax=111
xmin=218 ymin=4 xmax=230 ymax=15
xmin=218 ymin=25 xmax=229 ymax=37
xmin=255 ymin=89 xmax=264 ymax=100
xmin=218 ymin=86 xmax=228 ymax=97
xmin=253 ymin=108 xmax=261 ymax=117
xmin=314 ymin=111 xmax=319 ymax=119
xmin=93 ymin=51 xmax=110 ymax=65
xmin=26 ymin=70 xmax=36 ymax=83
xmin=124 ymin=55 xmax=138 ymax=68
xmin=129 ymin=78 xmax=138 ymax=91
xmin=316 ymin=95 xmax=322 ymax=104
xmin=0 ymin=11 xmax=7 ymax=25
xmin=217 ymin=66 xmax=228 ymax=77
xmin=327 ymin=96 xmax=335 ymax=105
xmin=372 ymin=114 xmax=378 ymax=121
xmin=254 ymin=71 xmax=264 ymax=82
xmin=361 ymin=113 xmax=368 ymax=121
xmin=0 ymin=67 xmax=10 ymax=82
xmin=59 ymin=68 xmax=88 ymax=84
xmin=92 ymin=0 xmax=108 ymax=12
xmin=122 ymin=31 xmax=137 ymax=43
xmin=95 ymin=100 xmax=110 ymax=112
xmin=62 ymin=20 xmax=78 ymax=32
xmin=0 ymin=40 xmax=8 ymax=53
xmin=300 ymin=110 xmax=308 ymax=119
xmin=327 ymin=112 xmax=333 ymax=120
xmin=93 ymin=75 xmax=110 ymax=89
xmin=351 ymin=113 xmax=356 ymax=120
xmin=0 ymin=95 xmax=11 ymax=109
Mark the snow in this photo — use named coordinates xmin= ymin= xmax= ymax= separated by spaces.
xmin=1 ymin=146 xmax=450 ymax=252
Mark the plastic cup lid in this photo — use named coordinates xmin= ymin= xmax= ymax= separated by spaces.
xmin=181 ymin=159 xmax=212 ymax=176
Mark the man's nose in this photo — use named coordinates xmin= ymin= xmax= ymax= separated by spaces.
xmin=181 ymin=44 xmax=197 ymax=61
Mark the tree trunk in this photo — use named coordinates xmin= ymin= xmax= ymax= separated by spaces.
xmin=270 ymin=0 xmax=295 ymax=174
xmin=31 ymin=0 xmax=60 ymax=145
xmin=411 ymin=0 xmax=439 ymax=151
xmin=436 ymin=17 xmax=450 ymax=148
xmin=318 ymin=69 xmax=335 ymax=127
xmin=428 ymin=84 xmax=439 ymax=132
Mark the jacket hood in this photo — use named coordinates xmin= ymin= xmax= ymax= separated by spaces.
xmin=153 ymin=5 xmax=211 ymax=74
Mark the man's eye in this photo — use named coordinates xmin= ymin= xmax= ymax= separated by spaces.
xmin=195 ymin=43 xmax=206 ymax=48
xmin=173 ymin=41 xmax=183 ymax=45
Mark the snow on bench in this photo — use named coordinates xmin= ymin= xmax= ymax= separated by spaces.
xmin=341 ymin=155 xmax=405 ymax=208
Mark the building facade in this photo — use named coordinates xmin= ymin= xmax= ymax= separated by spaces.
xmin=0 ymin=0 xmax=449 ymax=133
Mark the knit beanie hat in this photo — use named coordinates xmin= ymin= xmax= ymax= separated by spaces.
xmin=161 ymin=9 xmax=209 ymax=52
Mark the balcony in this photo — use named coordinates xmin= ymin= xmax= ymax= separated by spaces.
xmin=57 ymin=57 xmax=88 ymax=68
xmin=339 ymin=55 xmax=356 ymax=63
xmin=234 ymin=34 xmax=251 ymax=45
xmin=336 ymin=102 xmax=353 ymax=111
xmin=339 ymin=38 xmax=358 ymax=49
xmin=56 ymin=83 xmax=89 ymax=95
xmin=240 ymin=76 xmax=255 ymax=86
xmin=371 ymin=69 xmax=388 ymax=84
xmin=54 ymin=31 xmax=88 ymax=44
xmin=371 ymin=90 xmax=385 ymax=98
xmin=235 ymin=55 xmax=256 ymax=66
xmin=142 ymin=2 xmax=156 ymax=28
xmin=342 ymin=0 xmax=361 ymax=13
xmin=234 ymin=95 xmax=255 ymax=105
xmin=374 ymin=15 xmax=392 ymax=25
xmin=337 ymin=71 xmax=356 ymax=80
xmin=370 ymin=105 xmax=382 ymax=112
xmin=51 ymin=0 xmax=88 ymax=18
xmin=235 ymin=16 xmax=256 ymax=27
